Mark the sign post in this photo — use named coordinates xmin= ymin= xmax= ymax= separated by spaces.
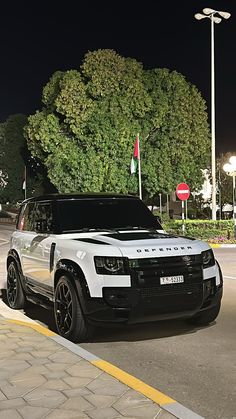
xmin=176 ymin=183 xmax=190 ymax=235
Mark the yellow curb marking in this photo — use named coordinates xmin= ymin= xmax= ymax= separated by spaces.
xmin=6 ymin=319 xmax=56 ymax=337
xmin=208 ymin=244 xmax=221 ymax=248
xmin=5 ymin=320 xmax=176 ymax=407
xmin=92 ymin=359 xmax=175 ymax=406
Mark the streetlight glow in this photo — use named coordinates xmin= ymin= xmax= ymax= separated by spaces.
xmin=194 ymin=13 xmax=206 ymax=20
xmin=229 ymin=156 xmax=236 ymax=168
xmin=223 ymin=163 xmax=233 ymax=173
xmin=203 ymin=8 xmax=215 ymax=15
xmin=194 ymin=8 xmax=231 ymax=220
xmin=218 ymin=11 xmax=231 ymax=19
xmin=213 ymin=17 xmax=222 ymax=24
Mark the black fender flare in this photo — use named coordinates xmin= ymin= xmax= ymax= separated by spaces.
xmin=7 ymin=250 xmax=26 ymax=291
xmin=54 ymin=260 xmax=91 ymax=314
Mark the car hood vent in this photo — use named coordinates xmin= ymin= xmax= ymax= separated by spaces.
xmin=73 ymin=238 xmax=110 ymax=245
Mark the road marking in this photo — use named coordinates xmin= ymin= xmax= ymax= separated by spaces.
xmin=0 ymin=240 xmax=9 ymax=246
xmin=92 ymin=359 xmax=175 ymax=405
xmin=224 ymin=275 xmax=236 ymax=280
xmin=7 ymin=319 xmax=56 ymax=337
xmin=209 ymin=243 xmax=236 ymax=248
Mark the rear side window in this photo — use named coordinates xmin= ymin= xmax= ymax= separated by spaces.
xmin=34 ymin=202 xmax=53 ymax=232
xmin=17 ymin=203 xmax=35 ymax=231
xmin=17 ymin=201 xmax=53 ymax=232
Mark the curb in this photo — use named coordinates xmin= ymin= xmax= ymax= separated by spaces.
xmin=208 ymin=243 xmax=236 ymax=248
xmin=0 ymin=302 xmax=203 ymax=419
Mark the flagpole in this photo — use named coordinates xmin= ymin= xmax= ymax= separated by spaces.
xmin=25 ymin=166 xmax=27 ymax=200
xmin=23 ymin=166 xmax=27 ymax=200
xmin=137 ymin=133 xmax=142 ymax=200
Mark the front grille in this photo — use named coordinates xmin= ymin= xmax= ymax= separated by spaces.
xmin=140 ymin=282 xmax=202 ymax=297
xmin=129 ymin=255 xmax=203 ymax=288
xmin=128 ymin=255 xmax=203 ymax=312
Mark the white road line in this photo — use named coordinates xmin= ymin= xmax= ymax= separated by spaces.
xmin=0 ymin=241 xmax=9 ymax=246
xmin=224 ymin=275 xmax=236 ymax=280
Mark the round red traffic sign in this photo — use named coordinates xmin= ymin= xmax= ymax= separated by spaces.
xmin=176 ymin=183 xmax=190 ymax=201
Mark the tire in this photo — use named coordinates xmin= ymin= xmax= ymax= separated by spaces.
xmin=54 ymin=275 xmax=90 ymax=343
xmin=187 ymin=303 xmax=221 ymax=326
xmin=7 ymin=261 xmax=26 ymax=309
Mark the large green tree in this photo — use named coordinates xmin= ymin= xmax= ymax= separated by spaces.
xmin=141 ymin=69 xmax=210 ymax=197
xmin=25 ymin=49 xmax=210 ymax=198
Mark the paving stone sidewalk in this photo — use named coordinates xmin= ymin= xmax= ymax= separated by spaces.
xmin=0 ymin=316 xmax=176 ymax=419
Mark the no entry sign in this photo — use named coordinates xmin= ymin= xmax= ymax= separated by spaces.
xmin=176 ymin=183 xmax=190 ymax=201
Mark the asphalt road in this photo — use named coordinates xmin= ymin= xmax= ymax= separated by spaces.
xmin=81 ymin=248 xmax=236 ymax=419
xmin=0 ymin=224 xmax=235 ymax=419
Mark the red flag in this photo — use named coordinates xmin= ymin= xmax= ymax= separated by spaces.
xmin=130 ymin=136 xmax=139 ymax=174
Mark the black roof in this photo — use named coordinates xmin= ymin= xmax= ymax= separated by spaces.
xmin=23 ymin=193 xmax=139 ymax=203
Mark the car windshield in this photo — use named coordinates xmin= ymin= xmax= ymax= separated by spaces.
xmin=56 ymin=198 xmax=162 ymax=233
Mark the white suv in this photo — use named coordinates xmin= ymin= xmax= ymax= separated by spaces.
xmin=7 ymin=194 xmax=223 ymax=342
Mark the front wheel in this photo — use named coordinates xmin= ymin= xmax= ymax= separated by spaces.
xmin=187 ymin=303 xmax=221 ymax=326
xmin=7 ymin=261 xmax=26 ymax=309
xmin=54 ymin=275 xmax=90 ymax=343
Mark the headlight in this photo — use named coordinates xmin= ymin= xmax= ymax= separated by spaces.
xmin=202 ymin=249 xmax=215 ymax=268
xmin=94 ymin=256 xmax=127 ymax=275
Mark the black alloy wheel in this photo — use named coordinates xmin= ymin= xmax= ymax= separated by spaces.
xmin=7 ymin=261 xmax=26 ymax=309
xmin=54 ymin=275 xmax=89 ymax=343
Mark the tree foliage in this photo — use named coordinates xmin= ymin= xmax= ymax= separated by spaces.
xmin=25 ymin=49 xmax=210 ymax=198
xmin=0 ymin=115 xmax=28 ymax=202
xmin=141 ymin=69 xmax=210 ymax=197
xmin=0 ymin=114 xmax=55 ymax=203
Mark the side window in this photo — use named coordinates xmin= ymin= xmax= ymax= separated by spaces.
xmin=16 ymin=204 xmax=26 ymax=230
xmin=34 ymin=202 xmax=53 ymax=233
xmin=17 ymin=203 xmax=35 ymax=231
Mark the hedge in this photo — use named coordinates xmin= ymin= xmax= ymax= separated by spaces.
xmin=163 ymin=219 xmax=235 ymax=243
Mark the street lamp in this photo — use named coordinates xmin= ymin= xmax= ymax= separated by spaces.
xmin=194 ymin=8 xmax=231 ymax=221
xmin=223 ymin=156 xmax=236 ymax=238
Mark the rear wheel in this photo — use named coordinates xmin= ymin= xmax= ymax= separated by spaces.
xmin=54 ymin=275 xmax=90 ymax=342
xmin=187 ymin=303 xmax=221 ymax=326
xmin=7 ymin=261 xmax=26 ymax=309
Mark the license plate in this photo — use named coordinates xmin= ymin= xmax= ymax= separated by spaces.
xmin=160 ymin=275 xmax=184 ymax=285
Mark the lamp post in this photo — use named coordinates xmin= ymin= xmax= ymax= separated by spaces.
xmin=194 ymin=8 xmax=231 ymax=221
xmin=223 ymin=156 xmax=236 ymax=238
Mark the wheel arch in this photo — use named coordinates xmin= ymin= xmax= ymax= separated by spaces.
xmin=54 ymin=259 xmax=90 ymax=312
xmin=7 ymin=249 xmax=21 ymax=270
xmin=6 ymin=250 xmax=26 ymax=309
xmin=7 ymin=250 xmax=26 ymax=291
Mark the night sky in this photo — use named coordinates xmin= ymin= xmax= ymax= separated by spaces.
xmin=1 ymin=0 xmax=235 ymax=154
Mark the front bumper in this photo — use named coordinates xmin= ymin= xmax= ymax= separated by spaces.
xmin=84 ymin=277 xmax=223 ymax=325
